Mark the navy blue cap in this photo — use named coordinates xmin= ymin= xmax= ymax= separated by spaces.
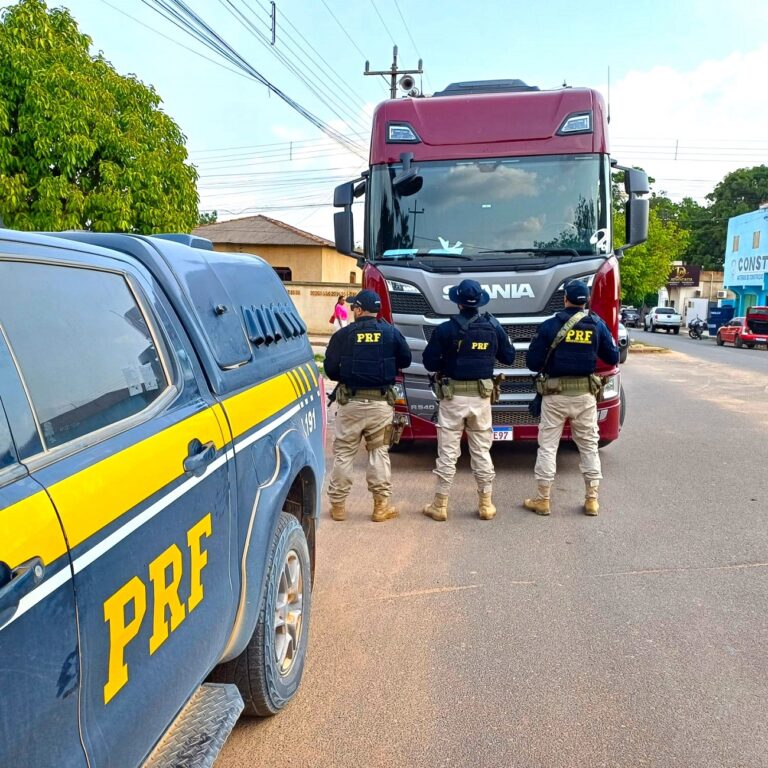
xmin=347 ymin=289 xmax=381 ymax=312
xmin=447 ymin=279 xmax=490 ymax=307
xmin=564 ymin=279 xmax=590 ymax=305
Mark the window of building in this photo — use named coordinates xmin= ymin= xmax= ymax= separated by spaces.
xmin=274 ymin=267 xmax=292 ymax=281
xmin=753 ymin=231 xmax=761 ymax=249
xmin=732 ymin=235 xmax=740 ymax=252
xmin=349 ymin=271 xmax=357 ymax=284
xmin=0 ymin=261 xmax=169 ymax=450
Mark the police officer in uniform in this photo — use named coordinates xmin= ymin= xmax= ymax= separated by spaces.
xmin=421 ymin=279 xmax=516 ymax=521
xmin=324 ymin=290 xmax=412 ymax=522
xmin=523 ymin=279 xmax=619 ymax=516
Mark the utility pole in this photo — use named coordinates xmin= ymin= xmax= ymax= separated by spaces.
xmin=365 ymin=45 xmax=423 ymax=99
xmin=407 ymin=199 xmax=424 ymax=247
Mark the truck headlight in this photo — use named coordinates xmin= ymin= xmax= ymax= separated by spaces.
xmin=601 ymin=373 xmax=620 ymax=400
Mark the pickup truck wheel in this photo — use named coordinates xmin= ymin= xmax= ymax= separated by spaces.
xmin=735 ymin=335 xmax=743 ymax=348
xmin=619 ymin=345 xmax=628 ymax=364
xmin=716 ymin=333 xmax=724 ymax=346
xmin=217 ymin=512 xmax=312 ymax=717
xmin=673 ymin=327 xmax=680 ymax=335
xmin=650 ymin=322 xmax=656 ymax=333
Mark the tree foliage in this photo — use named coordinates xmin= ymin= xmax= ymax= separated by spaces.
xmin=615 ymin=206 xmax=689 ymax=307
xmin=197 ymin=210 xmax=218 ymax=226
xmin=0 ymin=0 xmax=198 ymax=233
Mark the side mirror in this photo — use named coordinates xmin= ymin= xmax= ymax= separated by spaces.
xmin=617 ymin=166 xmax=650 ymax=248
xmin=334 ymin=210 xmax=354 ymax=256
xmin=333 ymin=181 xmax=355 ymax=208
xmin=393 ymin=151 xmax=423 ymax=197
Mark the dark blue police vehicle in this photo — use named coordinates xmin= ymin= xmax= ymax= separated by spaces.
xmin=0 ymin=230 xmax=325 ymax=767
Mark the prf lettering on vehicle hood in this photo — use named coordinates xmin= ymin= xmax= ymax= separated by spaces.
xmin=102 ymin=513 xmax=212 ymax=704
xmin=442 ymin=283 xmax=535 ymax=300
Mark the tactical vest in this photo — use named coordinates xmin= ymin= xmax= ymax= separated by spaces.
xmin=548 ymin=311 xmax=599 ymax=376
xmin=451 ymin=313 xmax=498 ymax=380
xmin=339 ymin=319 xmax=397 ymax=390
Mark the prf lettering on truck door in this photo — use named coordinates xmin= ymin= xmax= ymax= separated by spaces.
xmin=102 ymin=513 xmax=212 ymax=704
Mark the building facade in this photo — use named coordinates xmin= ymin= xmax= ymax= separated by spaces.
xmin=723 ymin=208 xmax=768 ymax=313
xmin=193 ymin=214 xmax=361 ymax=284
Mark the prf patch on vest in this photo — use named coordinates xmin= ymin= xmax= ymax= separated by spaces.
xmin=565 ymin=329 xmax=593 ymax=344
xmin=356 ymin=332 xmax=382 ymax=343
xmin=471 ymin=342 xmax=490 ymax=350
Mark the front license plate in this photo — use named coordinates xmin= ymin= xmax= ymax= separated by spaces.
xmin=493 ymin=427 xmax=513 ymax=441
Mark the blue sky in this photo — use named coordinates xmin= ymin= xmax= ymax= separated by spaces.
xmin=45 ymin=0 xmax=768 ymax=237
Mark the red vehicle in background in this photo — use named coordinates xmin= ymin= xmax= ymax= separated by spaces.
xmin=716 ymin=306 xmax=768 ymax=348
xmin=333 ymin=79 xmax=649 ymax=445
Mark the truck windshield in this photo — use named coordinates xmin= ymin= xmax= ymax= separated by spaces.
xmin=367 ymin=154 xmax=609 ymax=263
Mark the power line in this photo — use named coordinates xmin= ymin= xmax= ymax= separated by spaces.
xmin=141 ymin=0 xmax=367 ymax=158
xmin=369 ymin=0 xmax=397 ymax=46
xmin=391 ymin=0 xmax=431 ymax=91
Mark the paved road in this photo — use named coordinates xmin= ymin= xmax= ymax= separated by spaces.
xmin=218 ymin=349 xmax=768 ymax=768
xmin=630 ymin=326 xmax=767 ymax=374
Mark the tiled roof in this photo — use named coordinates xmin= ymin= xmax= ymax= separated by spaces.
xmin=192 ymin=214 xmax=334 ymax=247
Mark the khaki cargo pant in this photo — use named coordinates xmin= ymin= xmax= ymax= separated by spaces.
xmin=327 ymin=399 xmax=394 ymax=503
xmin=534 ymin=392 xmax=602 ymax=483
xmin=433 ymin=395 xmax=495 ymax=494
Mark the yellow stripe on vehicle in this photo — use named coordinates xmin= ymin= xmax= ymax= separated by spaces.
xmin=286 ymin=370 xmax=301 ymax=397
xmin=297 ymin=367 xmax=311 ymax=392
xmin=306 ymin=364 xmax=318 ymax=387
xmin=50 ymin=407 xmax=226 ymax=554
xmin=290 ymin=368 xmax=306 ymax=395
xmin=0 ymin=490 xmax=69 ymax=568
xmin=221 ymin=371 xmax=299 ymax=440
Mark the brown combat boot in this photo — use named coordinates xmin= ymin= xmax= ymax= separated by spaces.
xmin=523 ymin=482 xmax=552 ymax=516
xmin=329 ymin=501 xmax=346 ymax=521
xmin=584 ymin=480 xmax=599 ymax=516
xmin=423 ymin=493 xmax=449 ymax=522
xmin=371 ymin=494 xmax=398 ymax=523
xmin=478 ymin=490 xmax=496 ymax=520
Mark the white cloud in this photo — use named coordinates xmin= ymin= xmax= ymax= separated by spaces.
xmin=609 ymin=44 xmax=768 ymax=202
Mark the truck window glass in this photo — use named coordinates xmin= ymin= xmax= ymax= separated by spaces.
xmin=0 ymin=399 xmax=15 ymax=470
xmin=0 ymin=261 xmax=169 ymax=450
xmin=368 ymin=154 xmax=604 ymax=259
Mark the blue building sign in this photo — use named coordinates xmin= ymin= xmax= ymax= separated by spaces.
xmin=723 ymin=208 xmax=768 ymax=313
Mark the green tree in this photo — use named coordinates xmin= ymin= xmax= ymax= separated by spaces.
xmin=0 ymin=0 xmax=198 ymax=232
xmin=197 ymin=210 xmax=218 ymax=226
xmin=682 ymin=166 xmax=768 ymax=270
xmin=615 ymin=207 xmax=689 ymax=307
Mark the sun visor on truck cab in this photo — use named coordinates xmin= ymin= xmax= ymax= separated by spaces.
xmin=383 ymin=88 xmax=598 ymax=148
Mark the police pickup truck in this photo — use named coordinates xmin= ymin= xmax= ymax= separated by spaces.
xmin=0 ymin=230 xmax=324 ymax=767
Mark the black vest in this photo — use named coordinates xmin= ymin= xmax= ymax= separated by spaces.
xmin=339 ymin=319 xmax=397 ymax=390
xmin=548 ymin=311 xmax=599 ymax=376
xmin=451 ymin=314 xmax=498 ymax=380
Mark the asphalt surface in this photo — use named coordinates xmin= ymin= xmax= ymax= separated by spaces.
xmin=217 ymin=345 xmax=768 ymax=768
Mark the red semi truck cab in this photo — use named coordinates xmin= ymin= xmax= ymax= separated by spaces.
xmin=333 ymin=79 xmax=649 ymax=445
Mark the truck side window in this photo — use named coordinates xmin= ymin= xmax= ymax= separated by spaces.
xmin=0 ymin=261 xmax=169 ymax=450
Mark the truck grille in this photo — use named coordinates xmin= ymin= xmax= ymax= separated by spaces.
xmin=390 ymin=292 xmax=434 ymax=315
xmin=424 ymin=325 xmax=540 ymax=345
xmin=492 ymin=408 xmax=540 ymax=425
xmin=391 ymin=289 xmax=565 ymax=318
xmin=500 ymin=376 xmax=534 ymax=395
xmin=497 ymin=350 xmax=529 ymax=369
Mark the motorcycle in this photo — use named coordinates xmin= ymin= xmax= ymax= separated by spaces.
xmin=688 ymin=317 xmax=708 ymax=339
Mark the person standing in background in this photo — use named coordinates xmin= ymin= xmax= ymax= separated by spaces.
xmin=330 ymin=295 xmax=349 ymax=332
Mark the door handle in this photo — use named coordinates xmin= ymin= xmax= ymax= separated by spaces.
xmin=0 ymin=557 xmax=45 ymax=626
xmin=183 ymin=439 xmax=217 ymax=477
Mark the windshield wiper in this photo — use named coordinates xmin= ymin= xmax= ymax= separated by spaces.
xmin=376 ymin=250 xmax=472 ymax=261
xmin=477 ymin=247 xmax=586 ymax=258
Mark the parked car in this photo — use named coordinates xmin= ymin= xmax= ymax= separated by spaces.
xmin=715 ymin=306 xmax=768 ymax=348
xmin=620 ymin=307 xmax=641 ymax=328
xmin=617 ymin=322 xmax=629 ymax=363
xmin=0 ymin=230 xmax=324 ymax=767
xmin=644 ymin=306 xmax=682 ymax=334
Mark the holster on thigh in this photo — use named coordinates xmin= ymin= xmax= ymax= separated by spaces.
xmin=365 ymin=426 xmax=387 ymax=451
